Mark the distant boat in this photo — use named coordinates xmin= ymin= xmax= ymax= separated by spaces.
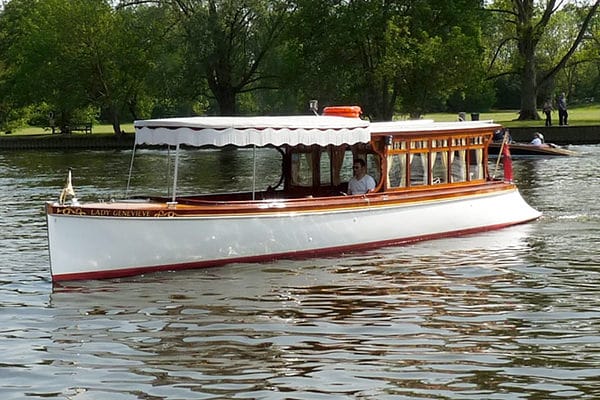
xmin=45 ymin=107 xmax=541 ymax=282
xmin=489 ymin=141 xmax=577 ymax=158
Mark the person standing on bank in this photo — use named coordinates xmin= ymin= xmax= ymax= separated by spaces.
xmin=558 ymin=92 xmax=568 ymax=125
xmin=348 ymin=159 xmax=376 ymax=195
xmin=542 ymin=98 xmax=553 ymax=127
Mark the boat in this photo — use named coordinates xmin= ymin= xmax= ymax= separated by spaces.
xmin=488 ymin=141 xmax=578 ymax=158
xmin=45 ymin=106 xmax=541 ymax=282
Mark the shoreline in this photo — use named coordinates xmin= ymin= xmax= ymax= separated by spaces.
xmin=0 ymin=133 xmax=135 ymax=150
xmin=507 ymin=125 xmax=600 ymax=145
xmin=0 ymin=125 xmax=599 ymax=150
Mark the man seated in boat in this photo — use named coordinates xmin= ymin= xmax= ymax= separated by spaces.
xmin=493 ymin=128 xmax=512 ymax=143
xmin=530 ymin=132 xmax=544 ymax=146
xmin=493 ymin=129 xmax=504 ymax=142
xmin=348 ymin=158 xmax=376 ymax=194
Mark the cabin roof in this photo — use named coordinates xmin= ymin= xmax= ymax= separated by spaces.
xmin=134 ymin=115 xmax=370 ymax=147
xmin=369 ymin=120 xmax=502 ymax=135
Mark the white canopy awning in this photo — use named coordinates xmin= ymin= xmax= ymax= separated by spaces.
xmin=134 ymin=115 xmax=371 ymax=147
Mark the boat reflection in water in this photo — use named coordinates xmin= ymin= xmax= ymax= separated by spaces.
xmin=45 ymin=106 xmax=540 ymax=282
xmin=46 ymin=222 xmax=547 ymax=398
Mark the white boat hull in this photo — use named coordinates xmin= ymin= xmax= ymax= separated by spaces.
xmin=47 ymin=188 xmax=540 ymax=281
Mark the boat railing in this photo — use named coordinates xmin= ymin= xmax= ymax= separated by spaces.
xmin=174 ymin=187 xmax=349 ymax=204
xmin=147 ymin=180 xmax=512 ymax=208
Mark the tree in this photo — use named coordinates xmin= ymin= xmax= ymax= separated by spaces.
xmin=83 ymin=4 xmax=168 ymax=133
xmin=289 ymin=0 xmax=486 ymax=120
xmin=0 ymin=0 xmax=166 ymax=134
xmin=164 ymin=0 xmax=294 ymax=115
xmin=486 ymin=0 xmax=600 ymax=120
xmin=394 ymin=1 xmax=489 ymax=118
xmin=0 ymin=0 xmax=91 ymax=129
xmin=575 ymin=10 xmax=600 ymax=101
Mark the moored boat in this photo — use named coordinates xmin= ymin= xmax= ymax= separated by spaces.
xmin=45 ymin=107 xmax=541 ymax=282
xmin=488 ymin=141 xmax=578 ymax=158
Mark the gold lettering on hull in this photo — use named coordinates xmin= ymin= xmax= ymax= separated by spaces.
xmin=56 ymin=207 xmax=86 ymax=216
xmin=108 ymin=210 xmax=153 ymax=217
xmin=56 ymin=207 xmax=176 ymax=217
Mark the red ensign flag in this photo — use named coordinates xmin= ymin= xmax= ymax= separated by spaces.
xmin=502 ymin=142 xmax=513 ymax=182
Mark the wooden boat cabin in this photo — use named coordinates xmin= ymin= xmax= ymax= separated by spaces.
xmin=267 ymin=119 xmax=499 ymax=200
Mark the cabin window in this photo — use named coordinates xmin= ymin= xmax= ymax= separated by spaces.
xmin=431 ymin=152 xmax=448 ymax=184
xmin=339 ymin=150 xmax=355 ymax=183
xmin=320 ymin=150 xmax=331 ymax=185
xmin=407 ymin=140 xmax=426 ymax=185
xmin=451 ymin=150 xmax=467 ymax=182
xmin=290 ymin=152 xmax=313 ymax=187
xmin=393 ymin=141 xmax=405 ymax=150
xmin=470 ymin=136 xmax=484 ymax=145
xmin=337 ymin=148 xmax=380 ymax=188
xmin=387 ymin=140 xmax=407 ymax=188
xmin=387 ymin=153 xmax=407 ymax=187
xmin=366 ymin=153 xmax=381 ymax=184
xmin=432 ymin=139 xmax=448 ymax=148
xmin=430 ymin=139 xmax=448 ymax=184
xmin=470 ymin=148 xmax=485 ymax=180
xmin=328 ymin=145 xmax=347 ymax=186
xmin=453 ymin=138 xmax=467 ymax=147
xmin=411 ymin=140 xmax=427 ymax=150
xmin=410 ymin=152 xmax=427 ymax=185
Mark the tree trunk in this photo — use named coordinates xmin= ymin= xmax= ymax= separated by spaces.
xmin=127 ymin=98 xmax=139 ymax=121
xmin=363 ymin=76 xmax=396 ymax=121
xmin=517 ymin=5 xmax=540 ymax=121
xmin=519 ymin=53 xmax=540 ymax=120
xmin=109 ymin=106 xmax=122 ymax=135
xmin=206 ymin=61 xmax=237 ymax=115
xmin=213 ymin=86 xmax=237 ymax=115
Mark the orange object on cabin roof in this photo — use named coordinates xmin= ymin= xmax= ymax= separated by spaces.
xmin=322 ymin=106 xmax=362 ymax=118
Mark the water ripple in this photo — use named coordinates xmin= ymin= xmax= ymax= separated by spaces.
xmin=1 ymin=147 xmax=600 ymax=399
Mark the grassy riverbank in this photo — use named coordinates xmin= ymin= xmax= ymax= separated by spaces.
xmin=6 ymin=123 xmax=136 ymax=136
xmin=424 ymin=103 xmax=599 ymax=126
xmin=2 ymin=103 xmax=598 ymax=137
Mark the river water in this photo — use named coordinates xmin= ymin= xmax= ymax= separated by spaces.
xmin=1 ymin=145 xmax=599 ymax=399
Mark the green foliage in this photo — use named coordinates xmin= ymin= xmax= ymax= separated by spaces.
xmin=1 ymin=0 xmax=88 ymax=125
xmin=0 ymin=0 xmax=599 ymax=128
xmin=286 ymin=0 xmax=488 ymax=120
xmin=447 ymin=79 xmax=497 ymax=113
xmin=0 ymin=0 xmax=169 ymax=132
xmin=0 ymin=104 xmax=33 ymax=132
xmin=175 ymin=0 xmax=293 ymax=115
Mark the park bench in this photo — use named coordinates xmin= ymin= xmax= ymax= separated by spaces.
xmin=65 ymin=122 xmax=93 ymax=134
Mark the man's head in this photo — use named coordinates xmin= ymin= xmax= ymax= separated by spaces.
xmin=353 ymin=159 xmax=366 ymax=178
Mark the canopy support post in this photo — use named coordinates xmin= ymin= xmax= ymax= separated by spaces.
xmin=252 ymin=145 xmax=257 ymax=200
xmin=171 ymin=143 xmax=180 ymax=203
xmin=166 ymin=146 xmax=172 ymax=197
xmin=125 ymin=144 xmax=137 ymax=198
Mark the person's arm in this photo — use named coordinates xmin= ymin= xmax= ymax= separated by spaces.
xmin=366 ymin=176 xmax=376 ymax=192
